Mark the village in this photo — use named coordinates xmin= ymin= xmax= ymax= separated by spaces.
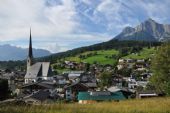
xmin=0 ymin=31 xmax=162 ymax=105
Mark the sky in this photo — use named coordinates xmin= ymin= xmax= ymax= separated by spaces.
xmin=0 ymin=0 xmax=170 ymax=53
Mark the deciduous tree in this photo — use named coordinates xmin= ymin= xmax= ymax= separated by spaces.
xmin=150 ymin=43 xmax=170 ymax=95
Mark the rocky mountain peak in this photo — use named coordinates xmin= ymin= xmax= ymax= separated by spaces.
xmin=122 ymin=26 xmax=135 ymax=34
xmin=145 ymin=18 xmax=157 ymax=24
xmin=114 ymin=18 xmax=170 ymax=41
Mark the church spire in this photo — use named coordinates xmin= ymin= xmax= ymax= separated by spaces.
xmin=28 ymin=28 xmax=33 ymax=58
xmin=27 ymin=28 xmax=34 ymax=71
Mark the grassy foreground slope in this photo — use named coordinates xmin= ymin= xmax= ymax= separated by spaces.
xmin=1 ymin=98 xmax=170 ymax=113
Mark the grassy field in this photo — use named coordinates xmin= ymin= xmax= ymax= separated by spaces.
xmin=123 ymin=47 xmax=156 ymax=59
xmin=66 ymin=49 xmax=119 ymax=65
xmin=1 ymin=98 xmax=170 ymax=113
xmin=63 ymin=48 xmax=156 ymax=65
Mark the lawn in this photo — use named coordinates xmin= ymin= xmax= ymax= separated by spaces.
xmin=0 ymin=98 xmax=170 ymax=113
xmin=83 ymin=55 xmax=117 ymax=65
xmin=66 ymin=49 xmax=119 ymax=65
xmin=123 ymin=47 xmax=156 ymax=59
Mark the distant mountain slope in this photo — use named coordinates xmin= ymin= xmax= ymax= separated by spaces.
xmin=1 ymin=18 xmax=166 ymax=62
xmin=114 ymin=18 xmax=170 ymax=41
xmin=41 ymin=40 xmax=161 ymax=63
xmin=0 ymin=44 xmax=51 ymax=61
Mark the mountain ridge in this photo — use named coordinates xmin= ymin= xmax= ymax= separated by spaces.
xmin=0 ymin=44 xmax=51 ymax=61
xmin=114 ymin=18 xmax=170 ymax=41
xmin=0 ymin=18 xmax=166 ymax=62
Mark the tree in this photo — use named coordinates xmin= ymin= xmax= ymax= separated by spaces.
xmin=85 ymin=63 xmax=90 ymax=72
xmin=117 ymin=68 xmax=132 ymax=77
xmin=99 ymin=71 xmax=113 ymax=89
xmin=0 ymin=79 xmax=9 ymax=100
xmin=150 ymin=43 xmax=170 ymax=95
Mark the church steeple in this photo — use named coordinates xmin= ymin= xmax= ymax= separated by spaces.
xmin=27 ymin=28 xmax=34 ymax=71
xmin=28 ymin=28 xmax=33 ymax=58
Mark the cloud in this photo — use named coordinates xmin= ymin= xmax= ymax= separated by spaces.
xmin=0 ymin=0 xmax=170 ymax=53
xmin=33 ymin=33 xmax=111 ymax=53
xmin=0 ymin=0 xmax=111 ymax=52
xmin=0 ymin=0 xmax=79 ymax=40
xmin=136 ymin=0 xmax=170 ymax=22
xmin=78 ymin=0 xmax=170 ymax=34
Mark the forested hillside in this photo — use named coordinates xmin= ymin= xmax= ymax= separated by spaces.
xmin=0 ymin=40 xmax=161 ymax=70
xmin=42 ymin=40 xmax=161 ymax=63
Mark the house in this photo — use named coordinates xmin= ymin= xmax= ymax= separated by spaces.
xmin=19 ymin=81 xmax=60 ymax=104
xmin=21 ymin=81 xmax=55 ymax=90
xmin=78 ymin=91 xmax=126 ymax=104
xmin=136 ymin=81 xmax=148 ymax=88
xmin=82 ymin=83 xmax=97 ymax=90
xmin=126 ymin=59 xmax=135 ymax=63
xmin=137 ymin=90 xmax=158 ymax=98
xmin=136 ymin=67 xmax=147 ymax=71
xmin=127 ymin=63 xmax=134 ymax=69
xmin=53 ymin=75 xmax=68 ymax=93
xmin=128 ymin=78 xmax=137 ymax=89
xmin=80 ymin=75 xmax=97 ymax=89
xmin=24 ymin=90 xmax=53 ymax=104
xmin=64 ymin=80 xmax=88 ymax=101
xmin=64 ymin=71 xmax=84 ymax=81
xmin=118 ymin=59 xmax=125 ymax=63
xmin=104 ymin=65 xmax=113 ymax=71
xmin=24 ymin=30 xmax=53 ymax=84
xmin=64 ymin=61 xmax=78 ymax=69
xmin=108 ymin=86 xmax=134 ymax=98
xmin=117 ymin=64 xmax=124 ymax=70
xmin=141 ymin=73 xmax=151 ymax=80
xmin=53 ymin=75 xmax=67 ymax=85
xmin=137 ymin=59 xmax=145 ymax=63
xmin=111 ymin=75 xmax=123 ymax=88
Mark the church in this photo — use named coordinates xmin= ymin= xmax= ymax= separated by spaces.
xmin=24 ymin=30 xmax=53 ymax=84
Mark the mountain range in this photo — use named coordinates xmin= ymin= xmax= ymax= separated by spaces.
xmin=0 ymin=44 xmax=51 ymax=61
xmin=114 ymin=18 xmax=170 ymax=41
xmin=0 ymin=18 xmax=168 ymax=61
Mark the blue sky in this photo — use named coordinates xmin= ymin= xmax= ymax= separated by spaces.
xmin=0 ymin=0 xmax=170 ymax=53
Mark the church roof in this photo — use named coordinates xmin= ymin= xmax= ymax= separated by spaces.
xmin=25 ymin=62 xmax=52 ymax=79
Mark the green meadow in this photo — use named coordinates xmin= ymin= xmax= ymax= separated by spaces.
xmin=52 ymin=47 xmax=157 ymax=74
xmin=66 ymin=49 xmax=119 ymax=65
xmin=64 ymin=48 xmax=156 ymax=65
xmin=123 ymin=47 xmax=156 ymax=59
xmin=0 ymin=98 xmax=170 ymax=113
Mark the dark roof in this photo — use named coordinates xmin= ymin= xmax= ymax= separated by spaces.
xmin=21 ymin=81 xmax=54 ymax=89
xmin=78 ymin=91 xmax=126 ymax=101
xmin=83 ymin=83 xmax=97 ymax=88
xmin=64 ymin=80 xmax=88 ymax=91
xmin=53 ymin=75 xmax=66 ymax=80
xmin=64 ymin=80 xmax=80 ymax=89
xmin=30 ymin=90 xmax=50 ymax=101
